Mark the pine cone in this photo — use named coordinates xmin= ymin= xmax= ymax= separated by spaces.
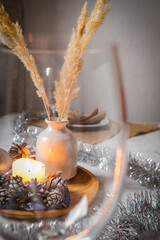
xmin=9 ymin=143 xmax=25 ymax=159
xmin=8 ymin=176 xmax=25 ymax=199
xmin=44 ymin=176 xmax=70 ymax=209
xmin=44 ymin=188 xmax=64 ymax=208
xmin=45 ymin=171 xmax=62 ymax=190
xmin=26 ymin=179 xmax=46 ymax=203
xmin=0 ymin=172 xmax=10 ymax=187
xmin=0 ymin=188 xmax=11 ymax=207
xmin=50 ymin=177 xmax=67 ymax=191
xmin=8 ymin=142 xmax=35 ymax=159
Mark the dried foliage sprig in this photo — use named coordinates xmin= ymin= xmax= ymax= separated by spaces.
xmin=54 ymin=0 xmax=111 ymax=121
xmin=0 ymin=2 xmax=51 ymax=119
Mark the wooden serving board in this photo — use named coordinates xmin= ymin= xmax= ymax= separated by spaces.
xmin=0 ymin=166 xmax=99 ymax=220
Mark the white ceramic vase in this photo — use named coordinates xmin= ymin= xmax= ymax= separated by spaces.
xmin=36 ymin=118 xmax=77 ymax=180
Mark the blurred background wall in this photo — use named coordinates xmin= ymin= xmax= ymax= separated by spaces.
xmin=0 ymin=0 xmax=160 ymax=122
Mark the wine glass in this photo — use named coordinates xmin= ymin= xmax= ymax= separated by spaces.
xmin=0 ymin=45 xmax=127 ymax=240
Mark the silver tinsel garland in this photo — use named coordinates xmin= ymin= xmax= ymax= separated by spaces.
xmin=77 ymin=142 xmax=160 ymax=190
xmin=128 ymin=153 xmax=160 ymax=189
xmin=13 ymin=112 xmax=47 ymax=145
xmin=97 ymin=191 xmax=160 ymax=240
xmin=77 ymin=142 xmax=113 ymax=170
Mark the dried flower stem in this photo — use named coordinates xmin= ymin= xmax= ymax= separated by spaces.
xmin=0 ymin=2 xmax=51 ymax=119
xmin=54 ymin=0 xmax=111 ymax=121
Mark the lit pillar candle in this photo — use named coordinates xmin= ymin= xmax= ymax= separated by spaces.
xmin=12 ymin=158 xmax=45 ymax=183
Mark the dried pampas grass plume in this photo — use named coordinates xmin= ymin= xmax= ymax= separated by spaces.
xmin=0 ymin=2 xmax=50 ymax=119
xmin=54 ymin=0 xmax=111 ymax=121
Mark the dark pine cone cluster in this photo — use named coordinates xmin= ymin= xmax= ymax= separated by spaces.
xmin=0 ymin=172 xmax=70 ymax=211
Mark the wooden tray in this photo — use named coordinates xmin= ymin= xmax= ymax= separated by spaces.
xmin=0 ymin=166 xmax=99 ymax=220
